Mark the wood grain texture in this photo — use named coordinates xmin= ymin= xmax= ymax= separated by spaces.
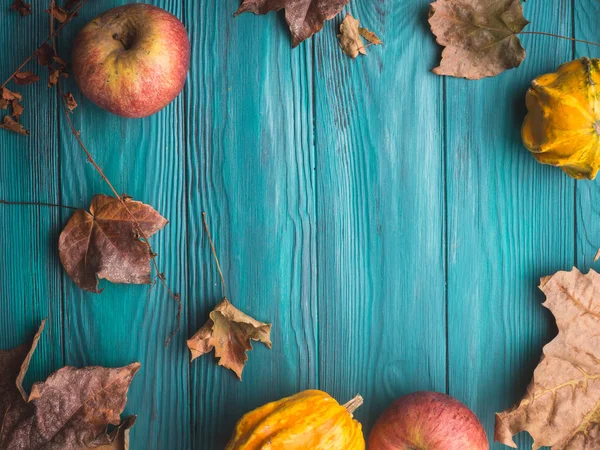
xmin=0 ymin=0 xmax=63 ymax=390
xmin=1 ymin=0 xmax=599 ymax=449
xmin=445 ymin=2 xmax=574 ymax=449
xmin=313 ymin=0 xmax=446 ymax=433
xmin=184 ymin=0 xmax=318 ymax=448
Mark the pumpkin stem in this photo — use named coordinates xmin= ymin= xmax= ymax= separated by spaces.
xmin=343 ymin=394 xmax=364 ymax=414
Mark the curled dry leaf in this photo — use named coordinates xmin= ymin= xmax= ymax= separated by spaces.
xmin=428 ymin=0 xmax=529 ymax=79
xmin=46 ymin=2 xmax=69 ymax=22
xmin=337 ymin=14 xmax=382 ymax=59
xmin=187 ymin=298 xmax=272 ymax=380
xmin=0 ymin=115 xmax=29 ymax=135
xmin=64 ymin=92 xmax=78 ymax=111
xmin=13 ymin=71 xmax=40 ymax=85
xmin=236 ymin=0 xmax=349 ymax=47
xmin=58 ymin=194 xmax=168 ymax=293
xmin=495 ymin=268 xmax=600 ymax=449
xmin=0 ymin=320 xmax=138 ymax=449
xmin=10 ymin=0 xmax=31 ymax=16
xmin=36 ymin=43 xmax=55 ymax=66
xmin=10 ymin=100 xmax=23 ymax=119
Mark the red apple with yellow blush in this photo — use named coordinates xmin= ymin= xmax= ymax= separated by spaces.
xmin=72 ymin=3 xmax=190 ymax=118
xmin=369 ymin=392 xmax=488 ymax=450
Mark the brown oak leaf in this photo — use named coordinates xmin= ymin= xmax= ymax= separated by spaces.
xmin=495 ymin=268 xmax=600 ymax=449
xmin=13 ymin=71 xmax=40 ymax=85
xmin=0 ymin=115 xmax=29 ymax=135
xmin=236 ymin=0 xmax=349 ymax=47
xmin=428 ymin=0 xmax=529 ymax=79
xmin=64 ymin=92 xmax=78 ymax=111
xmin=46 ymin=1 xmax=68 ymax=22
xmin=0 ymin=320 xmax=138 ymax=450
xmin=36 ymin=43 xmax=55 ymax=66
xmin=187 ymin=298 xmax=272 ymax=380
xmin=10 ymin=0 xmax=31 ymax=16
xmin=58 ymin=194 xmax=168 ymax=293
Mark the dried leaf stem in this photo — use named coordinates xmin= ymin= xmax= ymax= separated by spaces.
xmin=343 ymin=395 xmax=364 ymax=414
xmin=519 ymin=31 xmax=600 ymax=48
xmin=201 ymin=212 xmax=226 ymax=296
xmin=1 ymin=0 xmax=89 ymax=89
xmin=0 ymin=199 xmax=77 ymax=210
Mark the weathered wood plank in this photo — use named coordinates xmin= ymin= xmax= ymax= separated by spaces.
xmin=313 ymin=0 xmax=446 ymax=434
xmin=184 ymin=0 xmax=318 ymax=447
xmin=0 ymin=1 xmax=63 ymax=386
xmin=57 ymin=1 xmax=190 ymax=448
xmin=446 ymin=1 xmax=573 ymax=448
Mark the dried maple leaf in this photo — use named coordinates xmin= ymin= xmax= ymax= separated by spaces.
xmin=10 ymin=0 xmax=31 ymax=16
xmin=13 ymin=71 xmax=40 ymax=85
xmin=59 ymin=194 xmax=168 ymax=293
xmin=0 ymin=320 xmax=138 ymax=449
xmin=236 ymin=0 xmax=349 ymax=47
xmin=46 ymin=1 xmax=68 ymax=22
xmin=64 ymin=92 xmax=78 ymax=111
xmin=36 ymin=43 xmax=55 ymax=66
xmin=496 ymin=268 xmax=600 ymax=450
xmin=0 ymin=115 xmax=29 ymax=135
xmin=428 ymin=0 xmax=529 ymax=79
xmin=187 ymin=298 xmax=272 ymax=380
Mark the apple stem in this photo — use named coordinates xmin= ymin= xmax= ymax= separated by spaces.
xmin=112 ymin=33 xmax=130 ymax=50
xmin=343 ymin=395 xmax=364 ymax=415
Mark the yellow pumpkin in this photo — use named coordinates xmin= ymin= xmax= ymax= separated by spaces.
xmin=522 ymin=57 xmax=600 ymax=179
xmin=225 ymin=390 xmax=365 ymax=450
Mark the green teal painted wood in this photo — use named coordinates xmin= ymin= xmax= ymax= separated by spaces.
xmin=313 ymin=0 xmax=446 ymax=432
xmin=446 ymin=2 xmax=574 ymax=449
xmin=184 ymin=1 xmax=318 ymax=447
xmin=0 ymin=0 xmax=64 ymax=393
xmin=3 ymin=0 xmax=600 ymax=449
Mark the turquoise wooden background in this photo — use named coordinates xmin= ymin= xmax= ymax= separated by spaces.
xmin=0 ymin=0 xmax=598 ymax=449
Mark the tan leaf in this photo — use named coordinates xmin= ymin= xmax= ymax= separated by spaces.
xmin=0 ymin=321 xmax=139 ymax=449
xmin=64 ymin=92 xmax=78 ymax=111
xmin=337 ymin=14 xmax=367 ymax=59
xmin=46 ymin=2 xmax=68 ymax=22
xmin=48 ymin=69 xmax=60 ymax=87
xmin=236 ymin=0 xmax=349 ymax=47
xmin=187 ymin=298 xmax=272 ymax=380
xmin=359 ymin=27 xmax=382 ymax=45
xmin=11 ymin=100 xmax=24 ymax=119
xmin=495 ymin=268 xmax=600 ymax=449
xmin=0 ymin=115 xmax=29 ymax=135
xmin=428 ymin=0 xmax=529 ymax=79
xmin=13 ymin=71 xmax=40 ymax=85
xmin=58 ymin=194 xmax=168 ymax=293
xmin=10 ymin=0 xmax=31 ymax=16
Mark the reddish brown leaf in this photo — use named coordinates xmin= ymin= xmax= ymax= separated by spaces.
xmin=58 ymin=194 xmax=168 ymax=293
xmin=496 ymin=268 xmax=600 ymax=449
xmin=236 ymin=0 xmax=349 ymax=47
xmin=13 ymin=71 xmax=40 ymax=85
xmin=36 ymin=43 xmax=55 ymax=66
xmin=64 ymin=0 xmax=80 ymax=10
xmin=0 ymin=321 xmax=139 ymax=450
xmin=63 ymin=92 xmax=77 ymax=111
xmin=10 ymin=0 xmax=31 ymax=16
xmin=10 ymin=100 xmax=23 ymax=120
xmin=1 ymin=87 xmax=22 ymax=102
xmin=428 ymin=0 xmax=529 ymax=79
xmin=0 ymin=115 xmax=29 ymax=135
xmin=52 ymin=54 xmax=67 ymax=67
xmin=187 ymin=298 xmax=272 ymax=380
xmin=46 ymin=1 xmax=68 ymax=22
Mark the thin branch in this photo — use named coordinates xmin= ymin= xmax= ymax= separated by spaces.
xmin=1 ymin=0 xmax=90 ymax=89
xmin=45 ymin=7 xmax=181 ymax=345
xmin=0 ymin=199 xmax=77 ymax=210
xmin=519 ymin=31 xmax=600 ymax=48
xmin=202 ymin=212 xmax=226 ymax=296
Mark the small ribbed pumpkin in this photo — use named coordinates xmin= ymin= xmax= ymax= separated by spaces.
xmin=522 ymin=57 xmax=600 ymax=179
xmin=225 ymin=390 xmax=365 ymax=450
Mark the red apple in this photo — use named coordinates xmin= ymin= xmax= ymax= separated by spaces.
xmin=369 ymin=391 xmax=488 ymax=450
xmin=72 ymin=3 xmax=190 ymax=118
